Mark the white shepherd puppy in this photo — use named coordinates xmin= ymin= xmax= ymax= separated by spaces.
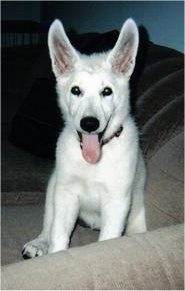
xmin=22 ymin=18 xmax=146 ymax=258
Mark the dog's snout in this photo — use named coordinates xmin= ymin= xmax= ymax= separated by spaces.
xmin=80 ymin=116 xmax=100 ymax=133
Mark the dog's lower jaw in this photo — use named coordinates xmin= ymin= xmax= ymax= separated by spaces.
xmin=77 ymin=125 xmax=123 ymax=148
xmin=77 ymin=125 xmax=123 ymax=164
xmin=77 ymin=130 xmax=107 ymax=164
xmin=81 ymin=133 xmax=101 ymax=164
xmin=77 ymin=130 xmax=104 ymax=144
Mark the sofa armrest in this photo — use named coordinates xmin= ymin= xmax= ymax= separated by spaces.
xmin=2 ymin=224 xmax=184 ymax=290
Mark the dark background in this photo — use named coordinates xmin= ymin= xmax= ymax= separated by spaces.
xmin=2 ymin=1 xmax=184 ymax=52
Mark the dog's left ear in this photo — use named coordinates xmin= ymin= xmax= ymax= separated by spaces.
xmin=48 ymin=19 xmax=79 ymax=78
xmin=107 ymin=18 xmax=139 ymax=78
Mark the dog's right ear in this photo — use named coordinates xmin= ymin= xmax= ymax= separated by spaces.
xmin=48 ymin=19 xmax=79 ymax=78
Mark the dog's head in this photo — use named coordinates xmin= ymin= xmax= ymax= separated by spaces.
xmin=48 ymin=19 xmax=139 ymax=163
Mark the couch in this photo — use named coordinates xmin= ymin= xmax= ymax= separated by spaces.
xmin=1 ymin=27 xmax=184 ymax=290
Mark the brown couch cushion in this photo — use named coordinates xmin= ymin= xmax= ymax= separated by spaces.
xmin=146 ymin=131 xmax=184 ymax=229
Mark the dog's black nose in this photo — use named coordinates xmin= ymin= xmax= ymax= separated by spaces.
xmin=80 ymin=116 xmax=100 ymax=133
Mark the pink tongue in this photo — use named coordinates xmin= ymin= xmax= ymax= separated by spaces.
xmin=81 ymin=134 xmax=101 ymax=163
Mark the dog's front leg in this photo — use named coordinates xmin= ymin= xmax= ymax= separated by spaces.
xmin=48 ymin=183 xmax=79 ymax=254
xmin=99 ymin=194 xmax=131 ymax=241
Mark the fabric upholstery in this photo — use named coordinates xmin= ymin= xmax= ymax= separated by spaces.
xmin=2 ymin=224 xmax=184 ymax=290
xmin=145 ymin=132 xmax=184 ymax=230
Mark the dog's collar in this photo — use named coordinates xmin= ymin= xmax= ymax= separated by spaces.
xmin=101 ymin=126 xmax=123 ymax=146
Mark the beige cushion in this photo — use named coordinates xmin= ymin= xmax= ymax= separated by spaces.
xmin=2 ymin=224 xmax=184 ymax=290
xmin=145 ymin=131 xmax=184 ymax=230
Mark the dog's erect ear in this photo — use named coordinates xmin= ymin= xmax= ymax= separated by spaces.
xmin=48 ymin=19 xmax=79 ymax=77
xmin=107 ymin=19 xmax=139 ymax=78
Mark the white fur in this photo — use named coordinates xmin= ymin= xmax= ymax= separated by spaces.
xmin=22 ymin=18 xmax=146 ymax=258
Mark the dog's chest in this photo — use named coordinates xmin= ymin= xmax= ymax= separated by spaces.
xmin=78 ymin=178 xmax=104 ymax=213
xmin=64 ymin=165 xmax=110 ymax=213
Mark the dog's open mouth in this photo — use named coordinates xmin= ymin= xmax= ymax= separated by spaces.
xmin=77 ymin=131 xmax=104 ymax=164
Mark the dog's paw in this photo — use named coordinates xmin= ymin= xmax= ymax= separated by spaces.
xmin=22 ymin=239 xmax=48 ymax=259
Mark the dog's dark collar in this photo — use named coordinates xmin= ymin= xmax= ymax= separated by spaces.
xmin=101 ymin=126 xmax=123 ymax=146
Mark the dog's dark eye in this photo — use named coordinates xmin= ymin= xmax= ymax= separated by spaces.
xmin=71 ymin=86 xmax=82 ymax=96
xmin=101 ymin=87 xmax=113 ymax=97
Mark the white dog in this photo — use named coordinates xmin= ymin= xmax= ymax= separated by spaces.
xmin=22 ymin=18 xmax=146 ymax=258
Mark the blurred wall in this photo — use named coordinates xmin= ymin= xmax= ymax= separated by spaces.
xmin=41 ymin=1 xmax=184 ymax=52
xmin=1 ymin=1 xmax=184 ymax=52
xmin=1 ymin=1 xmax=41 ymax=22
